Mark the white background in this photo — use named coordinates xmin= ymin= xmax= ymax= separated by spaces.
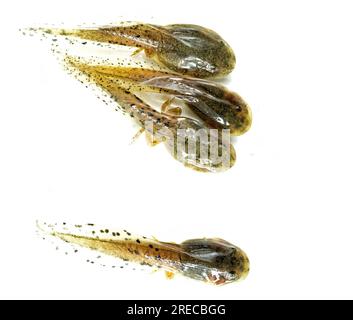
xmin=0 ymin=0 xmax=353 ymax=299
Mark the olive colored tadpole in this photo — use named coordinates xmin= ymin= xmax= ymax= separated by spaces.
xmin=32 ymin=22 xmax=236 ymax=78
xmin=38 ymin=221 xmax=249 ymax=285
xmin=66 ymin=57 xmax=252 ymax=136
xmin=64 ymin=58 xmax=236 ymax=172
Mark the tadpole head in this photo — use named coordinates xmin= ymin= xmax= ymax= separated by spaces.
xmin=158 ymin=24 xmax=236 ymax=78
xmin=225 ymin=91 xmax=252 ymax=136
xmin=205 ymin=240 xmax=250 ymax=285
xmin=181 ymin=238 xmax=250 ymax=285
xmin=226 ymin=245 xmax=250 ymax=282
xmin=164 ymin=117 xmax=236 ymax=172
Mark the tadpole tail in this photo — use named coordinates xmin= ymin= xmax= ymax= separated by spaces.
xmin=65 ymin=56 xmax=172 ymax=82
xmin=35 ymin=220 xmax=148 ymax=260
xmin=24 ymin=25 xmax=157 ymax=49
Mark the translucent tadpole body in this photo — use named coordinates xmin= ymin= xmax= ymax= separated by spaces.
xmin=66 ymin=58 xmax=252 ymax=136
xmin=38 ymin=222 xmax=250 ymax=285
xmin=32 ymin=22 xmax=236 ymax=78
